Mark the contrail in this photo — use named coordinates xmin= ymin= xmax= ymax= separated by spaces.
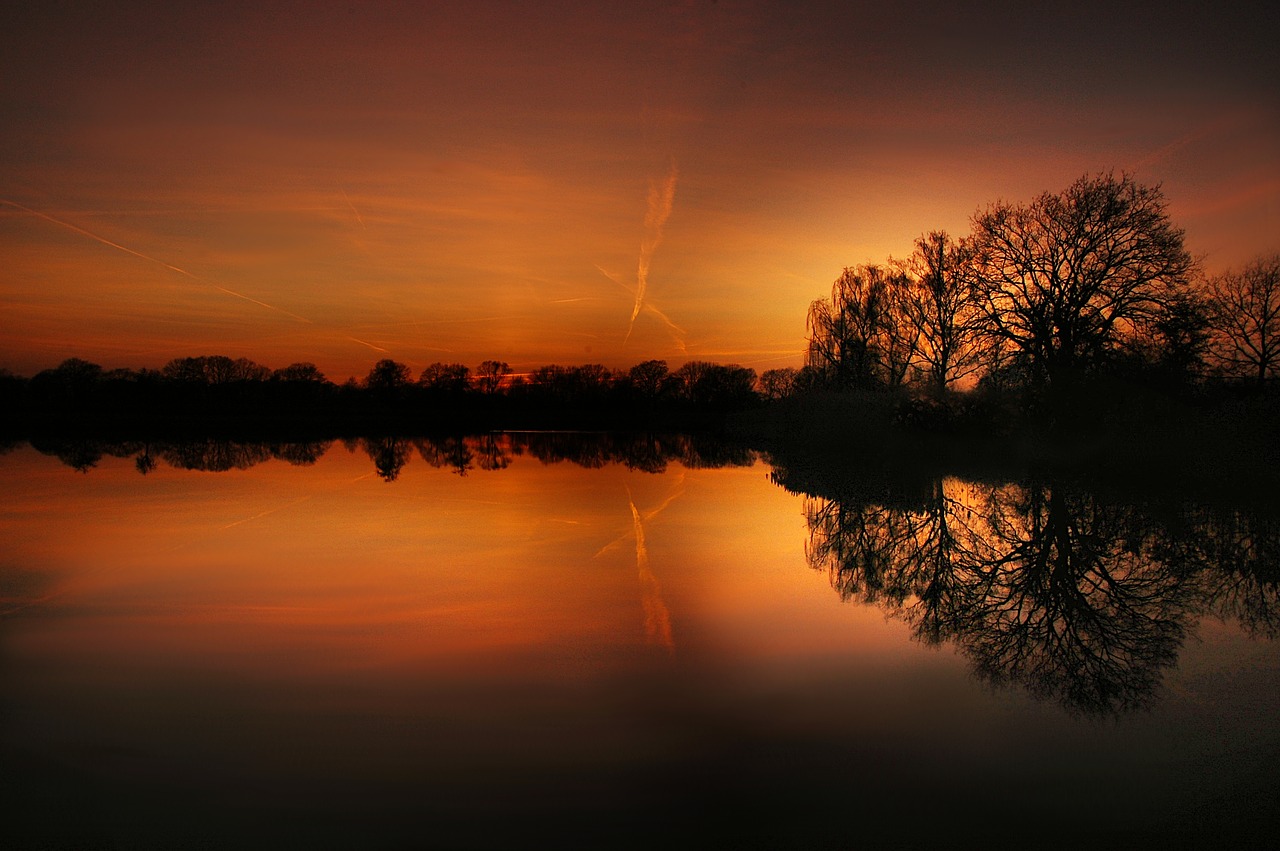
xmin=340 ymin=188 xmax=366 ymax=229
xmin=627 ymin=160 xmax=678 ymax=343
xmin=346 ymin=335 xmax=390 ymax=353
xmin=596 ymin=263 xmax=687 ymax=352
xmin=2 ymin=198 xmax=316 ymax=324
xmin=220 ymin=496 xmax=314 ymax=530
xmin=3 ymin=198 xmax=195 ymax=275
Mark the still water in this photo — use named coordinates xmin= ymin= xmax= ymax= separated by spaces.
xmin=2 ymin=434 xmax=1277 ymax=850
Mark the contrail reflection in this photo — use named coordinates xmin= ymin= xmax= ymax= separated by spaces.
xmin=629 ymin=489 xmax=674 ymax=652
xmin=594 ymin=477 xmax=684 ymax=651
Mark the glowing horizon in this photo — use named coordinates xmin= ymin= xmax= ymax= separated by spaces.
xmin=2 ymin=3 xmax=1277 ymax=381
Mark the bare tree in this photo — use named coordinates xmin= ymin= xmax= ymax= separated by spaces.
xmin=806 ymin=263 xmax=918 ymax=390
xmin=758 ymin=367 xmax=800 ymax=400
xmin=897 ymin=231 xmax=983 ymax=394
xmin=273 ymin=362 xmax=328 ymax=383
xmin=364 ymin=359 xmax=411 ymax=392
xmin=970 ymin=172 xmax=1195 ymax=391
xmin=160 ymin=355 xmax=271 ymax=384
xmin=475 ymin=360 xmax=512 ymax=395
xmin=1207 ymin=254 xmax=1280 ymax=387
xmin=418 ymin=362 xmax=471 ymax=394
xmin=627 ymin=359 xmax=669 ymax=401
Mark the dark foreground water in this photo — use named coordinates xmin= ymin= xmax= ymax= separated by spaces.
xmin=2 ymin=434 xmax=1277 ymax=850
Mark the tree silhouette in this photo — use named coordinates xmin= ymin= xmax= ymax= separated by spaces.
xmin=970 ymin=172 xmax=1195 ymax=392
xmin=475 ymin=360 xmax=511 ymax=395
xmin=897 ymin=231 xmax=983 ymax=394
xmin=961 ymin=484 xmax=1192 ymax=715
xmin=1124 ymin=287 xmax=1214 ymax=386
xmin=627 ymin=359 xmax=669 ymax=402
xmin=418 ymin=362 xmax=471 ymax=395
xmin=806 ymin=263 xmax=917 ymax=390
xmin=758 ymin=367 xmax=799 ymax=401
xmin=1207 ymin=253 xmax=1280 ymax=387
xmin=159 ymin=439 xmax=271 ymax=471
xmin=273 ymin=362 xmax=328 ymax=384
xmin=162 ymin=355 xmax=270 ymax=384
xmin=667 ymin=361 xmax=758 ymax=408
xmin=364 ymin=359 xmax=412 ymax=393
xmin=135 ymin=444 xmax=157 ymax=475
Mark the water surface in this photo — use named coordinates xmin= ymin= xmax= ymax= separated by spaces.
xmin=2 ymin=435 xmax=1277 ymax=849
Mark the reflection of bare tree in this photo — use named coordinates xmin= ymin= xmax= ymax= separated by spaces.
xmin=800 ymin=478 xmax=1278 ymax=716
xmin=159 ymin=440 xmax=272 ymax=472
xmin=472 ymin=434 xmax=511 ymax=471
xmin=961 ymin=485 xmax=1191 ymax=715
xmin=135 ymin=445 xmax=157 ymax=475
xmin=362 ymin=437 xmax=412 ymax=482
xmin=269 ymin=441 xmax=333 ymax=466
xmin=32 ymin=432 xmax=759 ymax=478
xmin=1181 ymin=507 xmax=1280 ymax=639
xmin=413 ymin=436 xmax=473 ymax=476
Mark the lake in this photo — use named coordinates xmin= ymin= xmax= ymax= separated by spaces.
xmin=2 ymin=433 xmax=1277 ymax=850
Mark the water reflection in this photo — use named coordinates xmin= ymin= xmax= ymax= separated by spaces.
xmin=17 ymin=431 xmax=1280 ymax=718
xmin=3 ymin=436 xmax=1279 ymax=848
xmin=28 ymin=432 xmax=758 ymax=480
xmin=771 ymin=465 xmax=1280 ymax=716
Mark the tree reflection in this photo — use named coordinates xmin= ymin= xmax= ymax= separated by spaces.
xmin=792 ymin=474 xmax=1278 ymax=716
xmin=28 ymin=432 xmax=759 ymax=478
xmin=159 ymin=440 xmax=273 ymax=472
xmin=959 ymin=485 xmax=1191 ymax=715
xmin=413 ymin=435 xmax=474 ymax=475
xmin=362 ymin=437 xmax=412 ymax=482
xmin=1182 ymin=506 xmax=1280 ymax=639
xmin=473 ymin=433 xmax=511 ymax=471
xmin=135 ymin=445 xmax=157 ymax=475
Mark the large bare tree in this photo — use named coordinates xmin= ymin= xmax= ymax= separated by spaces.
xmin=970 ymin=173 xmax=1195 ymax=390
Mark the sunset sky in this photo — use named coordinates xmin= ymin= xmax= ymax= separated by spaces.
xmin=3 ymin=1 xmax=1277 ymax=381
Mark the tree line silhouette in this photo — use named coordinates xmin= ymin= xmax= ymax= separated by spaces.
xmin=1 ymin=354 xmax=767 ymax=436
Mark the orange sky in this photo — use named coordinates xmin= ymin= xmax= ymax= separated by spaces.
xmin=2 ymin=1 xmax=1277 ymax=381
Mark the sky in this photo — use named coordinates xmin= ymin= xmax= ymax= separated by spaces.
xmin=2 ymin=0 xmax=1278 ymax=382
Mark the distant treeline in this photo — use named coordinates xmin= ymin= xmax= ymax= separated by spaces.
xmin=0 ymin=354 xmax=770 ymax=436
